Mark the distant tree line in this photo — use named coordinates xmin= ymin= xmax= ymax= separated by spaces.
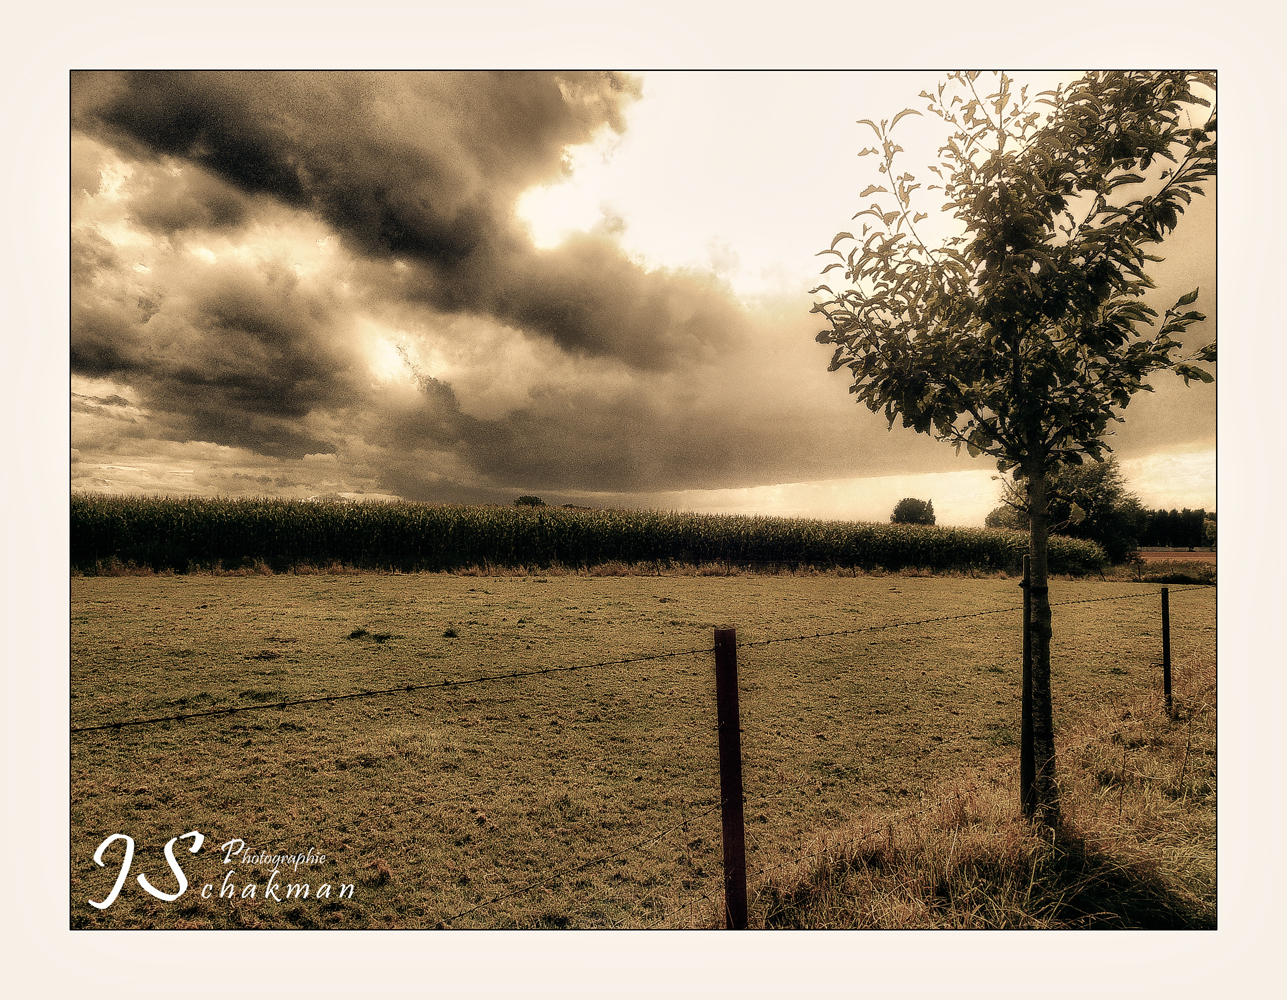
xmin=1138 ymin=507 xmax=1211 ymax=549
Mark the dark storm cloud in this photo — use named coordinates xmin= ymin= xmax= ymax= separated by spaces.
xmin=173 ymin=266 xmax=349 ymax=418
xmin=70 ymin=71 xmax=728 ymax=371
xmin=144 ymin=403 xmax=339 ymax=461
xmin=479 ymin=234 xmax=743 ymax=369
xmin=128 ymin=166 xmax=250 ymax=235
xmin=70 ymin=303 xmax=147 ymax=379
xmin=74 ymin=71 xmax=636 ymax=224
xmin=71 ymin=392 xmax=134 ymax=411
xmin=435 ymin=342 xmax=953 ymax=495
xmin=364 ymin=375 xmax=472 ymax=455
xmin=70 ymin=222 xmax=163 ymax=378
xmin=70 ymin=221 xmax=362 ymax=457
xmin=366 ymin=406 xmax=949 ymax=504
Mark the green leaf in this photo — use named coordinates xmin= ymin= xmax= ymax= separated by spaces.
xmin=1174 ymin=287 xmax=1200 ymax=306
xmin=1175 ymin=364 xmax=1214 ymax=385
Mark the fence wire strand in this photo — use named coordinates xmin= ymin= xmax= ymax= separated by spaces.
xmin=645 ymin=786 xmax=969 ymax=928
xmin=69 ymin=643 xmax=716 ymax=734
xmin=72 ymin=585 xmax=1200 ymax=736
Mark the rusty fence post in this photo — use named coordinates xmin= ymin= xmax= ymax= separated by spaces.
xmin=1020 ymin=555 xmax=1034 ymax=816
xmin=1162 ymin=587 xmax=1173 ymax=718
xmin=713 ymin=628 xmax=748 ymax=929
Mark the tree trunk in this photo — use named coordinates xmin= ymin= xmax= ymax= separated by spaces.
xmin=1024 ymin=462 xmax=1060 ymax=825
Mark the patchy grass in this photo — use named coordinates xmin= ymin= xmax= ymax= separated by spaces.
xmin=1102 ymin=558 xmax=1216 ymax=587
xmin=70 ymin=573 xmax=1214 ymax=928
xmin=746 ymin=655 xmax=1216 ymax=929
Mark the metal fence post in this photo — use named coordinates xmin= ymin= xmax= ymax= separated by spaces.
xmin=1021 ymin=555 xmax=1034 ymax=816
xmin=1162 ymin=587 xmax=1173 ymax=718
xmin=713 ymin=627 xmax=748 ymax=929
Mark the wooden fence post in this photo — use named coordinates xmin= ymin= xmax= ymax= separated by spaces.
xmin=1021 ymin=555 xmax=1034 ymax=816
xmin=1162 ymin=587 xmax=1173 ymax=718
xmin=713 ymin=628 xmax=748 ymax=929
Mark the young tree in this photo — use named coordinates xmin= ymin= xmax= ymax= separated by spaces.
xmin=812 ymin=71 xmax=1215 ymax=823
xmin=891 ymin=497 xmax=936 ymax=525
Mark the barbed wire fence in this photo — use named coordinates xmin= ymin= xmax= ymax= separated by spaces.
xmin=70 ymin=584 xmax=1212 ymax=928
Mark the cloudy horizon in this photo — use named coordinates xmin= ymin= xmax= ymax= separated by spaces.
xmin=70 ymin=71 xmax=1217 ymax=526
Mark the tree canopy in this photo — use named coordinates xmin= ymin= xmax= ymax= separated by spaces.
xmin=812 ymin=71 xmax=1216 ymax=480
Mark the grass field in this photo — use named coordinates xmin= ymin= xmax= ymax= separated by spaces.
xmin=70 ymin=570 xmax=1215 ymax=929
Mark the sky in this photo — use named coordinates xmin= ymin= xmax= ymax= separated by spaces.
xmin=69 ymin=70 xmax=1217 ymax=525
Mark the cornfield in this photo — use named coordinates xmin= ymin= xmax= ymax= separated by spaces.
xmin=69 ymin=494 xmax=1109 ymax=576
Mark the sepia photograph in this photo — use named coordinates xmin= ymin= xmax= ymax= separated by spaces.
xmin=69 ymin=68 xmax=1218 ymax=934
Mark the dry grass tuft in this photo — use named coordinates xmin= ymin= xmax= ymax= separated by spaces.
xmin=288 ymin=561 xmax=366 ymax=575
xmin=90 ymin=557 xmax=157 ymax=577
xmin=364 ymin=859 xmax=393 ymax=886
xmin=748 ymin=655 xmax=1216 ymax=929
xmin=1101 ymin=560 xmax=1216 ymax=586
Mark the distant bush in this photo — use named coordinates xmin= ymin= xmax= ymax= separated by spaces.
xmin=515 ymin=495 xmax=546 ymax=507
xmin=985 ymin=504 xmax=1026 ymax=530
xmin=987 ymin=459 xmax=1147 ymax=563
xmin=891 ymin=498 xmax=936 ymax=526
